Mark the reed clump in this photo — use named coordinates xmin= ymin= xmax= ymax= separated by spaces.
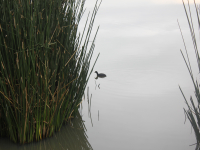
xmin=179 ymin=0 xmax=200 ymax=149
xmin=0 ymin=0 xmax=100 ymax=144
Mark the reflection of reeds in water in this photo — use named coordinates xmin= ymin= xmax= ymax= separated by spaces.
xmin=179 ymin=1 xmax=200 ymax=149
xmin=87 ymin=87 xmax=93 ymax=127
xmin=0 ymin=112 xmax=93 ymax=150
xmin=0 ymin=0 xmax=101 ymax=144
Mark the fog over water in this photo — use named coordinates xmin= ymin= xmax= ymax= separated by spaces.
xmin=80 ymin=0 xmax=200 ymax=150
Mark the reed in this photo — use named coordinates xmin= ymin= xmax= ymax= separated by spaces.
xmin=179 ymin=0 xmax=200 ymax=149
xmin=0 ymin=0 xmax=101 ymax=144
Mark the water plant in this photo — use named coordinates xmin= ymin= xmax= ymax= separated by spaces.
xmin=179 ymin=0 xmax=200 ymax=149
xmin=0 ymin=0 xmax=101 ymax=144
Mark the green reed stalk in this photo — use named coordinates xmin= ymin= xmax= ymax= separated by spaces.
xmin=179 ymin=0 xmax=200 ymax=149
xmin=0 ymin=0 xmax=101 ymax=144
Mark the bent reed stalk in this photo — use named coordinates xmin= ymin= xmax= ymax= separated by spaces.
xmin=179 ymin=0 xmax=200 ymax=149
xmin=0 ymin=0 xmax=101 ymax=144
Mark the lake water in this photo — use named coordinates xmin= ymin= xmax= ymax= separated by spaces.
xmin=0 ymin=0 xmax=200 ymax=150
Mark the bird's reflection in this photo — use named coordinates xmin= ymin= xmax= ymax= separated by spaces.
xmin=95 ymin=80 xmax=100 ymax=89
xmin=94 ymin=71 xmax=106 ymax=90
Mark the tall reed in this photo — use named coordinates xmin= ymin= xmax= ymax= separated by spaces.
xmin=179 ymin=0 xmax=200 ymax=149
xmin=0 ymin=0 xmax=101 ymax=144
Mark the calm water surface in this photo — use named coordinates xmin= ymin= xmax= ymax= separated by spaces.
xmin=0 ymin=1 xmax=199 ymax=150
xmin=81 ymin=1 xmax=198 ymax=150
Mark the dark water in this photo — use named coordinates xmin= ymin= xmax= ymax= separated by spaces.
xmin=0 ymin=1 xmax=199 ymax=150
xmin=0 ymin=113 xmax=91 ymax=150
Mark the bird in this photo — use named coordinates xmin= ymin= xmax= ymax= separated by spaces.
xmin=94 ymin=71 xmax=106 ymax=78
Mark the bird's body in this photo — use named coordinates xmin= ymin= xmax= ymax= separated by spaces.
xmin=95 ymin=71 xmax=106 ymax=78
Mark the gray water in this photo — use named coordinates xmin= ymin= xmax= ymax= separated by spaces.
xmin=0 ymin=1 xmax=199 ymax=150
xmin=80 ymin=1 xmax=198 ymax=150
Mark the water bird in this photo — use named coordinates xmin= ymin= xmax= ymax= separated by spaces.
xmin=95 ymin=71 xmax=106 ymax=78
